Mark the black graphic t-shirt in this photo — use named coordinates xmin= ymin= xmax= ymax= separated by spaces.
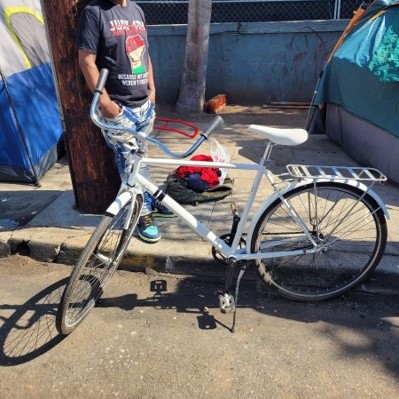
xmin=76 ymin=0 xmax=150 ymax=107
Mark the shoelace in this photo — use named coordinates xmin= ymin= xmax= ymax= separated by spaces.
xmin=141 ymin=214 xmax=154 ymax=227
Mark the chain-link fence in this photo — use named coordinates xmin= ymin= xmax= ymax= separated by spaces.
xmin=137 ymin=0 xmax=365 ymax=25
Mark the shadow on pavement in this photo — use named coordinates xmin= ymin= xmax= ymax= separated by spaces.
xmin=0 ymin=190 xmax=63 ymax=231
xmin=256 ymin=289 xmax=399 ymax=378
xmin=97 ymin=277 xmax=241 ymax=332
xmin=2 ymin=272 xmax=399 ymax=382
xmin=98 ymin=276 xmax=399 ymax=379
xmin=0 ymin=278 xmax=68 ymax=366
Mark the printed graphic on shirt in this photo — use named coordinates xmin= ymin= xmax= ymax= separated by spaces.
xmin=126 ymin=34 xmax=145 ymax=74
xmin=109 ymin=19 xmax=148 ymax=86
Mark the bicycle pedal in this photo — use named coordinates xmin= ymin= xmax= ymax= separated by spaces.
xmin=218 ymin=293 xmax=235 ymax=314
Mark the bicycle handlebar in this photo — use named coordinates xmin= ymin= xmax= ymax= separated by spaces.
xmin=95 ymin=68 xmax=109 ymax=93
xmin=89 ymin=68 xmax=224 ymax=159
xmin=201 ymin=115 xmax=224 ymax=139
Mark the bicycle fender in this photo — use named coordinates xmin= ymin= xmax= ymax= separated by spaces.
xmin=246 ymin=178 xmax=389 ymax=252
xmin=105 ymin=191 xmax=132 ymax=216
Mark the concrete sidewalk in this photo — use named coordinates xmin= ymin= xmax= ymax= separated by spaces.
xmin=1 ymin=106 xmax=398 ymax=295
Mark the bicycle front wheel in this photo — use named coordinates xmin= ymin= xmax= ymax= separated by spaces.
xmin=56 ymin=194 xmax=143 ymax=335
xmin=251 ymin=182 xmax=387 ymax=301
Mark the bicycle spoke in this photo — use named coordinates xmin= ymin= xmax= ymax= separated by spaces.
xmin=57 ymin=196 xmax=142 ymax=335
xmin=252 ymin=183 xmax=386 ymax=301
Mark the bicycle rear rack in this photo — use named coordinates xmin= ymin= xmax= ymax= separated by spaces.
xmin=286 ymin=165 xmax=387 ymax=183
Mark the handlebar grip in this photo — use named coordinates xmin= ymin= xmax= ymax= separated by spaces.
xmin=95 ymin=68 xmax=109 ymax=93
xmin=201 ymin=115 xmax=224 ymax=138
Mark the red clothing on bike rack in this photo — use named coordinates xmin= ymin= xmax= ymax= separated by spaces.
xmin=175 ymin=155 xmax=220 ymax=188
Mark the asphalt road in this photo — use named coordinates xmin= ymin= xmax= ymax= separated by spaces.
xmin=1 ymin=255 xmax=399 ymax=398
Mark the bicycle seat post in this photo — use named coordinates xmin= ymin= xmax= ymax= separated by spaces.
xmin=227 ymin=202 xmax=240 ymax=246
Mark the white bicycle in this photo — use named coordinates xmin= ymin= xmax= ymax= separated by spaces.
xmin=56 ymin=69 xmax=389 ymax=335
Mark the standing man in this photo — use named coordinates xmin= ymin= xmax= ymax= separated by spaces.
xmin=76 ymin=0 xmax=174 ymax=243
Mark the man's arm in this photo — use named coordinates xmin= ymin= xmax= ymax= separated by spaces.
xmin=148 ymin=56 xmax=156 ymax=104
xmin=78 ymin=49 xmax=121 ymax=118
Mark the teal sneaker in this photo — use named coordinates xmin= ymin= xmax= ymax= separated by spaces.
xmin=137 ymin=214 xmax=161 ymax=243
xmin=152 ymin=199 xmax=176 ymax=218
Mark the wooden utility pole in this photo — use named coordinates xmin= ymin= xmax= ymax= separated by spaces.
xmin=176 ymin=0 xmax=212 ymax=113
xmin=42 ymin=0 xmax=120 ymax=213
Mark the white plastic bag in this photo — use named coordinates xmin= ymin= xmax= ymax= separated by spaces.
xmin=209 ymin=138 xmax=231 ymax=185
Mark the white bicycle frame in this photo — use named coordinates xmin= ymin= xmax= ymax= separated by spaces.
xmin=105 ymin=144 xmax=388 ymax=265
xmin=91 ymin=69 xmax=388 ymax=267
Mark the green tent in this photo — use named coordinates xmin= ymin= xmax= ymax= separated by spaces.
xmin=307 ymin=0 xmax=399 ymax=184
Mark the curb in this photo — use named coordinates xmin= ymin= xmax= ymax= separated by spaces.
xmin=2 ymin=225 xmax=399 ymax=297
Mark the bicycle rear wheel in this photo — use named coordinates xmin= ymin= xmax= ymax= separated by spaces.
xmin=56 ymin=194 xmax=142 ymax=335
xmin=251 ymin=182 xmax=387 ymax=301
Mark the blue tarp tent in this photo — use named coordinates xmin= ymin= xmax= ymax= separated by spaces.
xmin=306 ymin=0 xmax=399 ymax=184
xmin=0 ymin=0 xmax=63 ymax=184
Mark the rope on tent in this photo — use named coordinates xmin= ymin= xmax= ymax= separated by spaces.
xmin=328 ymin=3 xmax=367 ymax=63
xmin=0 ymin=66 xmax=39 ymax=185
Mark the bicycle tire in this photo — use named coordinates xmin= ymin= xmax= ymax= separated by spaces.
xmin=251 ymin=182 xmax=387 ymax=301
xmin=56 ymin=195 xmax=142 ymax=335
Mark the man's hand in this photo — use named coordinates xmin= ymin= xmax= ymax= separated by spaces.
xmin=100 ymin=97 xmax=121 ymax=118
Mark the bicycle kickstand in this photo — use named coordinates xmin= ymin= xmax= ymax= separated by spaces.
xmin=218 ymin=258 xmax=247 ymax=333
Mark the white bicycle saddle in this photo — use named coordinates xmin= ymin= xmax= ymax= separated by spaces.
xmin=248 ymin=124 xmax=308 ymax=146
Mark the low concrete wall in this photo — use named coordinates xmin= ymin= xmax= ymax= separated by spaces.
xmin=149 ymin=20 xmax=347 ymax=105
